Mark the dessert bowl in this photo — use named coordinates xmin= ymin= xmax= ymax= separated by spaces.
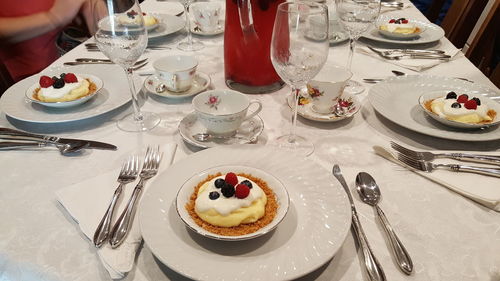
xmin=418 ymin=90 xmax=500 ymax=129
xmin=175 ymin=165 xmax=290 ymax=241
xmin=25 ymin=74 xmax=103 ymax=108
xmin=376 ymin=16 xmax=424 ymax=40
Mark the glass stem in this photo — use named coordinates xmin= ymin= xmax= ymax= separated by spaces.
xmin=289 ymin=86 xmax=301 ymax=144
xmin=347 ymin=38 xmax=356 ymax=72
xmin=124 ymin=67 xmax=143 ymax=122
xmin=184 ymin=4 xmax=193 ymax=45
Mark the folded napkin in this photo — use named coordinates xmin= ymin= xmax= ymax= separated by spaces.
xmin=374 ymin=145 xmax=500 ymax=211
xmin=56 ymin=144 xmax=177 ymax=279
xmin=359 ymin=45 xmax=462 ymax=72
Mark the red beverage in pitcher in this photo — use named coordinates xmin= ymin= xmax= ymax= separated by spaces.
xmin=224 ymin=0 xmax=285 ymax=94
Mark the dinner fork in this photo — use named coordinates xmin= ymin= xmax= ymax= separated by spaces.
xmin=109 ymin=146 xmax=162 ymax=248
xmin=93 ymin=155 xmax=140 ymax=248
xmin=391 ymin=141 xmax=500 ymax=166
xmin=395 ymin=152 xmax=500 ymax=177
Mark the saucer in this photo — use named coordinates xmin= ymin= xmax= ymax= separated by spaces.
xmin=178 ymin=112 xmax=264 ymax=148
xmin=287 ymin=92 xmax=360 ymax=122
xmin=191 ymin=20 xmax=224 ymax=36
xmin=144 ymin=72 xmax=210 ymax=99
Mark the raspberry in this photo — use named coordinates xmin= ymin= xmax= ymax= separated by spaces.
xmin=64 ymin=73 xmax=78 ymax=83
xmin=402 ymin=19 xmax=409 ymax=23
xmin=39 ymin=76 xmax=53 ymax=88
xmin=389 ymin=19 xmax=396 ymax=23
xmin=457 ymin=94 xmax=469 ymax=103
xmin=235 ymin=184 xmax=250 ymax=199
xmin=224 ymin=172 xmax=238 ymax=186
xmin=464 ymin=99 xmax=477 ymax=110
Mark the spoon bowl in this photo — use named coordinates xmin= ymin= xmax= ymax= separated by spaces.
xmin=355 ymin=172 xmax=381 ymax=206
xmin=192 ymin=133 xmax=249 ymax=142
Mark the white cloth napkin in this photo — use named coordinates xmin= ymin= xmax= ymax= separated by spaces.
xmin=359 ymin=45 xmax=462 ymax=72
xmin=373 ymin=145 xmax=500 ymax=211
xmin=56 ymin=144 xmax=177 ymax=279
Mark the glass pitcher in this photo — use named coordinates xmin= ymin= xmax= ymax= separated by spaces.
xmin=224 ymin=0 xmax=285 ymax=94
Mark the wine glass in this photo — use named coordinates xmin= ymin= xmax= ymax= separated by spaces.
xmin=335 ymin=0 xmax=380 ymax=95
xmin=178 ymin=0 xmax=204 ymax=51
xmin=270 ymin=1 xmax=329 ymax=156
xmin=93 ymin=0 xmax=161 ymax=132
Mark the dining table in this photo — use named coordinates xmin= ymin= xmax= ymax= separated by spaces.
xmin=1 ymin=0 xmax=499 ymax=280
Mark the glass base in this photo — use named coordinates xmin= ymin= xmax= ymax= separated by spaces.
xmin=344 ymin=80 xmax=365 ymax=95
xmin=117 ymin=112 xmax=161 ymax=132
xmin=226 ymin=79 xmax=285 ymax=94
xmin=177 ymin=40 xmax=204 ymax=51
xmin=275 ymin=134 xmax=314 ymax=156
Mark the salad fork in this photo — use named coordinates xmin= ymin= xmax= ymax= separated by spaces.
xmin=395 ymin=152 xmax=500 ymax=177
xmin=109 ymin=146 xmax=162 ymax=248
xmin=93 ymin=155 xmax=139 ymax=247
xmin=390 ymin=141 xmax=500 ymax=166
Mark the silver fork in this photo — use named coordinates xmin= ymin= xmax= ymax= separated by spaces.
xmin=395 ymin=152 xmax=500 ymax=177
xmin=109 ymin=146 xmax=162 ymax=248
xmin=390 ymin=141 xmax=500 ymax=166
xmin=367 ymin=46 xmax=451 ymax=60
xmin=93 ymin=155 xmax=139 ymax=247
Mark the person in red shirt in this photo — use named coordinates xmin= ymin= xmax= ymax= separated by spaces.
xmin=0 ymin=0 xmax=96 ymax=83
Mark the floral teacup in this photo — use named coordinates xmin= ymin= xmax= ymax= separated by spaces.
xmin=153 ymin=55 xmax=198 ymax=92
xmin=192 ymin=89 xmax=263 ymax=136
xmin=190 ymin=2 xmax=222 ymax=33
xmin=307 ymin=65 xmax=352 ymax=114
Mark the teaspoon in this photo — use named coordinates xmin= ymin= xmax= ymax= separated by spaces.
xmin=192 ymin=133 xmax=250 ymax=142
xmin=356 ymin=172 xmax=413 ymax=275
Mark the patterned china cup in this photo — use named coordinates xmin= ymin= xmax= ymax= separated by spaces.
xmin=192 ymin=89 xmax=263 ymax=136
xmin=190 ymin=2 xmax=222 ymax=33
xmin=153 ymin=55 xmax=198 ymax=92
xmin=307 ymin=65 xmax=352 ymax=114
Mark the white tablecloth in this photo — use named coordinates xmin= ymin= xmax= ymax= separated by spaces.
xmin=1 ymin=0 xmax=499 ymax=280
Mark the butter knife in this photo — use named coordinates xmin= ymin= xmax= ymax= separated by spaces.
xmin=332 ymin=165 xmax=386 ymax=281
xmin=0 ymin=128 xmax=117 ymax=150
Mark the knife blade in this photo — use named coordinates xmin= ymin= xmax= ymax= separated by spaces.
xmin=0 ymin=128 xmax=117 ymax=150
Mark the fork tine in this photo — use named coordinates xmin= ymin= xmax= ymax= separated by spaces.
xmin=119 ymin=157 xmax=129 ymax=175
xmin=395 ymin=152 xmax=423 ymax=171
xmin=390 ymin=141 xmax=419 ymax=158
xmin=133 ymin=155 xmax=139 ymax=174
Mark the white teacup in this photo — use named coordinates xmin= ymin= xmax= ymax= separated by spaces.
xmin=192 ymin=89 xmax=263 ymax=136
xmin=153 ymin=55 xmax=198 ymax=92
xmin=307 ymin=65 xmax=352 ymax=114
xmin=190 ymin=2 xmax=222 ymax=33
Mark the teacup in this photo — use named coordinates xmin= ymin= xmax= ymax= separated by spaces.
xmin=190 ymin=2 xmax=222 ymax=33
xmin=307 ymin=65 xmax=352 ymax=114
xmin=192 ymin=89 xmax=263 ymax=136
xmin=153 ymin=55 xmax=198 ymax=92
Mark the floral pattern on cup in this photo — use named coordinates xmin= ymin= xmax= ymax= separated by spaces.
xmin=307 ymin=85 xmax=324 ymax=99
xmin=205 ymin=95 xmax=220 ymax=109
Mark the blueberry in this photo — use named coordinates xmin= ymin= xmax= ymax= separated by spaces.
xmin=451 ymin=102 xmax=461 ymax=108
xmin=52 ymin=76 xmax=58 ymax=82
xmin=241 ymin=180 xmax=253 ymax=189
xmin=221 ymin=185 xmax=235 ymax=198
xmin=472 ymin=97 xmax=481 ymax=106
xmin=209 ymin=191 xmax=220 ymax=200
xmin=53 ymin=78 xmax=65 ymax=89
xmin=445 ymin=91 xmax=457 ymax=99
xmin=214 ymin=178 xmax=225 ymax=189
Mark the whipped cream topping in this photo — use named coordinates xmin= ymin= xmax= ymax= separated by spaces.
xmin=39 ymin=76 xmax=84 ymax=99
xmin=384 ymin=23 xmax=416 ymax=32
xmin=431 ymin=97 xmax=489 ymax=119
xmin=195 ymin=175 xmax=264 ymax=216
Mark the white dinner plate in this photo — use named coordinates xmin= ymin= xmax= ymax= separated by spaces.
xmin=368 ymin=75 xmax=500 ymax=141
xmin=362 ymin=15 xmax=444 ymax=45
xmin=0 ymin=64 xmax=134 ymax=123
xmin=139 ymin=145 xmax=351 ymax=281
xmin=147 ymin=13 xmax=185 ymax=39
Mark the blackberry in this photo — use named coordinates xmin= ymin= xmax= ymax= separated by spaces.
xmin=60 ymin=73 xmax=66 ymax=78
xmin=53 ymin=78 xmax=65 ymax=89
xmin=445 ymin=91 xmax=457 ymax=99
xmin=241 ymin=180 xmax=253 ymax=189
xmin=214 ymin=178 xmax=225 ymax=189
xmin=209 ymin=191 xmax=220 ymax=200
xmin=451 ymin=102 xmax=461 ymax=108
xmin=221 ymin=185 xmax=235 ymax=198
xmin=472 ymin=97 xmax=481 ymax=106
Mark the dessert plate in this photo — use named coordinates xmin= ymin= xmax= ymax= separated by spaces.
xmin=0 ymin=64 xmax=133 ymax=123
xmin=288 ymin=92 xmax=360 ymax=122
xmin=139 ymin=145 xmax=351 ymax=281
xmin=25 ymin=74 xmax=103 ymax=108
xmin=418 ymin=91 xmax=500 ymax=129
xmin=191 ymin=20 xmax=224 ymax=36
xmin=175 ymin=165 xmax=290 ymax=241
xmin=368 ymin=75 xmax=500 ymax=141
xmin=362 ymin=15 xmax=444 ymax=45
xmin=178 ymin=112 xmax=264 ymax=149
xmin=144 ymin=72 xmax=210 ymax=99
xmin=146 ymin=13 xmax=185 ymax=39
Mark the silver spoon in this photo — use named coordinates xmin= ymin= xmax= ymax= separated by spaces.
xmin=392 ymin=70 xmax=474 ymax=83
xmin=0 ymin=141 xmax=89 ymax=155
xmin=192 ymin=133 xmax=250 ymax=142
xmin=356 ymin=172 xmax=413 ymax=275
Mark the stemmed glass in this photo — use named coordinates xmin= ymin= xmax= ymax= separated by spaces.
xmin=335 ymin=0 xmax=380 ymax=95
xmin=178 ymin=0 xmax=204 ymax=51
xmin=93 ymin=0 xmax=161 ymax=132
xmin=270 ymin=1 xmax=329 ymax=156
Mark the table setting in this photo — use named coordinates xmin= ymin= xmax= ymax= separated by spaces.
xmin=0 ymin=0 xmax=499 ymax=280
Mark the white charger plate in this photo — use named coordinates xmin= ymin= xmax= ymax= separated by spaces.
xmin=368 ymin=75 xmax=500 ymax=141
xmin=0 ymin=64 xmax=134 ymax=123
xmin=25 ymin=74 xmax=103 ymax=108
xmin=139 ymin=145 xmax=351 ymax=281
xmin=362 ymin=15 xmax=444 ymax=44
xmin=147 ymin=13 xmax=185 ymax=39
